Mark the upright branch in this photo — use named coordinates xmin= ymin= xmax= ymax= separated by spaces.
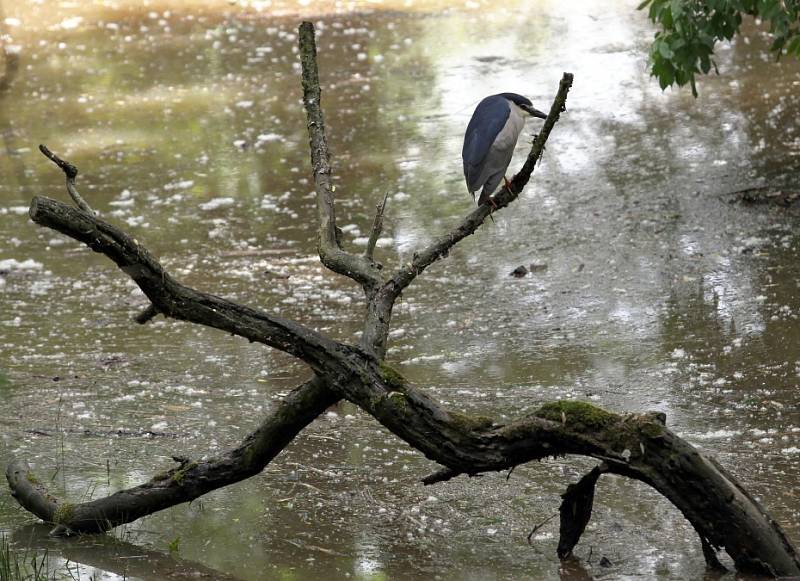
xmin=299 ymin=21 xmax=383 ymax=291
xmin=508 ymin=72 xmax=573 ymax=195
xmin=365 ymin=191 xmax=389 ymax=260
xmin=38 ymin=145 xmax=94 ymax=214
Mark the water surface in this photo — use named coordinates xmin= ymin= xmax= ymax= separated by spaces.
xmin=1 ymin=0 xmax=799 ymax=579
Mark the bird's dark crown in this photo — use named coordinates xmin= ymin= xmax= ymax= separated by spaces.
xmin=497 ymin=93 xmax=533 ymax=108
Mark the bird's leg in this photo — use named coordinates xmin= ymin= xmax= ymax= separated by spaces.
xmin=485 ymin=194 xmax=497 ymax=224
xmin=503 ymin=175 xmax=513 ymax=194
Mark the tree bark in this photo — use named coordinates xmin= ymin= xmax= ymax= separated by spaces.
xmin=5 ymin=21 xmax=799 ymax=579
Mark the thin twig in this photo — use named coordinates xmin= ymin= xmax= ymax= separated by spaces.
xmin=506 ymin=464 xmax=516 ymax=481
xmin=527 ymin=512 xmax=558 ymax=545
xmin=38 ymin=144 xmax=94 ymax=214
xmin=365 ymin=191 xmax=389 ymax=260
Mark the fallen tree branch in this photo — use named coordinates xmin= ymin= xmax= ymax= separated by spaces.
xmin=6 ymin=21 xmax=799 ymax=579
xmin=7 ymin=375 xmax=338 ymax=534
xmin=10 ymin=372 xmax=799 ymax=575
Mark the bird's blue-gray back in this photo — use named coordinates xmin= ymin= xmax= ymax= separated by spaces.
xmin=462 ymin=96 xmax=511 ymax=192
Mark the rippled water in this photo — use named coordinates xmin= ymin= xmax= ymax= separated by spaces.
xmin=1 ymin=0 xmax=799 ymax=579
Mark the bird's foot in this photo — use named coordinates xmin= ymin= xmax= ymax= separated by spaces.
xmin=485 ymin=196 xmax=497 ymax=223
xmin=503 ymin=176 xmax=513 ymax=194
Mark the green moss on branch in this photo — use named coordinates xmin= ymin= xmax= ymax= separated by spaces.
xmin=535 ymin=401 xmax=617 ymax=430
xmin=448 ymin=411 xmax=494 ymax=433
xmin=53 ymin=502 xmax=75 ymax=525
xmin=171 ymin=462 xmax=198 ymax=485
xmin=378 ymin=362 xmax=407 ymax=390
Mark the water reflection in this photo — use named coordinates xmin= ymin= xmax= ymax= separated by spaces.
xmin=1 ymin=0 xmax=799 ymax=579
xmin=10 ymin=523 xmax=242 ymax=580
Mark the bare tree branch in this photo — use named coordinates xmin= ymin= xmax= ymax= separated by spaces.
xmin=11 ymin=354 xmax=800 ymax=577
xmin=38 ymin=145 xmax=94 ymax=214
xmin=299 ymin=21 xmax=384 ymax=290
xmin=6 ymin=22 xmax=799 ymax=578
xmin=7 ymin=375 xmax=338 ymax=534
xmin=365 ymin=191 xmax=389 ymax=260
xmin=357 ymin=73 xmax=572 ymax=358
xmin=28 ymin=196 xmax=354 ymax=378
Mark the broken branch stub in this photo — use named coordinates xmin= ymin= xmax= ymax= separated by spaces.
xmin=38 ymin=145 xmax=94 ymax=214
xmin=557 ymin=465 xmax=606 ymax=559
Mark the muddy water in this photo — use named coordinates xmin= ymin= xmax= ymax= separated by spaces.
xmin=1 ymin=0 xmax=799 ymax=579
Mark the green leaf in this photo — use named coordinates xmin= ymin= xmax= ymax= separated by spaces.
xmin=787 ymin=35 xmax=800 ymax=57
xmin=644 ymin=0 xmax=800 ymax=95
xmin=657 ymin=62 xmax=675 ymax=89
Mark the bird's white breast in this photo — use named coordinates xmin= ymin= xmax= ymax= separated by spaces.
xmin=492 ymin=102 xmax=527 ymax=153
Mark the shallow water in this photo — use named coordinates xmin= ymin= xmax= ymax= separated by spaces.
xmin=1 ymin=0 xmax=799 ymax=579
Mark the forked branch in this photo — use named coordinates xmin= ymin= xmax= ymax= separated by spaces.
xmin=38 ymin=145 xmax=94 ymax=214
xmin=299 ymin=21 xmax=384 ymax=290
xmin=5 ymin=21 xmax=799 ymax=579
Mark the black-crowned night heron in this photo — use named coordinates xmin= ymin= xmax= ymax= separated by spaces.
xmin=462 ymin=93 xmax=547 ymax=206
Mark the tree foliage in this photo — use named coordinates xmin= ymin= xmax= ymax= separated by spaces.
xmin=639 ymin=0 xmax=800 ymax=95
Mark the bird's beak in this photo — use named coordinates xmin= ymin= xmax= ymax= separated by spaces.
xmin=525 ymin=106 xmax=548 ymax=119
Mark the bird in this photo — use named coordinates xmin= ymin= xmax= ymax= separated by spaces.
xmin=462 ymin=93 xmax=548 ymax=207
